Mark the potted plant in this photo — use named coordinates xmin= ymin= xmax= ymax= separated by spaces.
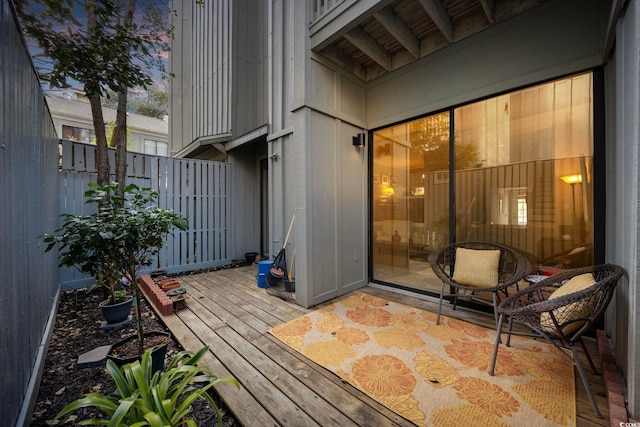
xmin=44 ymin=182 xmax=188 ymax=356
xmin=47 ymin=346 xmax=239 ymax=426
xmin=92 ymin=276 xmax=133 ymax=325
xmin=46 ymin=192 xmax=136 ymax=324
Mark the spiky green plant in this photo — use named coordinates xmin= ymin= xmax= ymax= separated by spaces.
xmin=48 ymin=346 xmax=239 ymax=426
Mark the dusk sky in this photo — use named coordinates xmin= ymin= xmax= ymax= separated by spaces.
xmin=22 ymin=0 xmax=171 ymax=93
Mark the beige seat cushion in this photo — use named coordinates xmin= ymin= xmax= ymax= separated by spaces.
xmin=452 ymin=248 xmax=500 ymax=288
xmin=540 ymin=273 xmax=595 ymax=335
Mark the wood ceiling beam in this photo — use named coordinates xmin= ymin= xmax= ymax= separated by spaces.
xmin=416 ymin=0 xmax=454 ymax=42
xmin=344 ymin=26 xmax=392 ymax=71
xmin=479 ymin=0 xmax=496 ymax=24
xmin=374 ymin=6 xmax=420 ymax=58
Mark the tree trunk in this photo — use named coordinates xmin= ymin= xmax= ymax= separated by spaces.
xmin=111 ymin=90 xmax=128 ymax=196
xmin=89 ymin=94 xmax=110 ymax=186
xmin=110 ymin=0 xmax=137 ymax=197
xmin=86 ymin=0 xmax=110 ymax=186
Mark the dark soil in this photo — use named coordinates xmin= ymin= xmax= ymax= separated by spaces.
xmin=30 ymin=288 xmax=238 ymax=426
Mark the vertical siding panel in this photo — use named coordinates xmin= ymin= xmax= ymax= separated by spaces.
xmin=85 ymin=143 xmax=96 ymax=173
xmin=170 ymin=159 xmax=180 ymax=266
xmin=197 ymin=162 xmax=204 ymax=264
xmin=207 ymin=163 xmax=217 ymax=259
xmin=186 ymin=161 xmax=194 ymax=266
xmin=181 ymin=159 xmax=188 ymax=266
xmin=226 ymin=160 xmax=233 ymax=258
xmin=73 ymin=143 xmax=87 ymax=172
xmin=61 ymin=139 xmax=73 ymax=170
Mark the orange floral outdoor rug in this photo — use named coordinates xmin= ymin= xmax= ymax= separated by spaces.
xmin=268 ymin=292 xmax=576 ymax=427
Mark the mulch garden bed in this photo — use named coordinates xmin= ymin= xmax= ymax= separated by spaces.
xmin=30 ymin=287 xmax=237 ymax=426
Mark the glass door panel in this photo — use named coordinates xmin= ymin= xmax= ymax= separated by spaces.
xmin=372 ymin=112 xmax=450 ymax=293
xmin=454 ymin=72 xmax=594 ymax=269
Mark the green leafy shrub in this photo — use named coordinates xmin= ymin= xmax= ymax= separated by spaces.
xmin=44 ymin=182 xmax=188 ymax=348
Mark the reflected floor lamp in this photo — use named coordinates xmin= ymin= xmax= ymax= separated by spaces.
xmin=560 ymin=174 xmax=582 ymax=243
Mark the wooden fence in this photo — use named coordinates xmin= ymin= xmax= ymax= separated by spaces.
xmin=58 ymin=140 xmax=233 ymax=290
xmin=1 ymin=1 xmax=61 ymax=425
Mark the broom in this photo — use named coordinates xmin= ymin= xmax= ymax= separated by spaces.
xmin=267 ymin=215 xmax=295 ymax=286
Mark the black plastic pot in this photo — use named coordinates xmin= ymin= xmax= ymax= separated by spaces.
xmin=107 ymin=330 xmax=171 ymax=373
xmin=245 ymin=252 xmax=259 ymax=263
xmin=284 ymin=280 xmax=295 ymax=292
xmin=99 ymin=297 xmax=132 ymax=324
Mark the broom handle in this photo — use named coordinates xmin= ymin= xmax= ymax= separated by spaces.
xmin=283 ymin=214 xmax=295 ymax=248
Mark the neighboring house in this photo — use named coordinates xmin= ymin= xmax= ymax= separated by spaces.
xmin=169 ymin=0 xmax=640 ymax=418
xmin=45 ymin=92 xmax=169 ymax=155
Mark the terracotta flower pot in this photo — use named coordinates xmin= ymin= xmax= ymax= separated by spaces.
xmin=160 ymin=279 xmax=181 ymax=291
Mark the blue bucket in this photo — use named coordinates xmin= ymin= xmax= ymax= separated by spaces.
xmin=257 ymin=260 xmax=274 ymax=288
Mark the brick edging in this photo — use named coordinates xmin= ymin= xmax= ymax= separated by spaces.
xmin=596 ymin=329 xmax=629 ymax=426
xmin=138 ymin=275 xmax=174 ymax=316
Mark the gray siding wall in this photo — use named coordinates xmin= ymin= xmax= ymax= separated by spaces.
xmin=192 ymin=1 xmax=232 ymax=138
xmin=170 ymin=0 xmax=269 ymax=260
xmin=169 ymin=0 xmax=192 ymax=151
xmin=606 ymin=0 xmax=639 ymax=417
xmin=232 ymin=0 xmax=268 ymax=137
xmin=283 ymin=0 xmax=369 ymax=307
xmin=268 ymin=0 xmax=296 ymax=272
xmin=170 ymin=0 xmax=234 ymax=152
xmin=227 ymin=143 xmax=263 ymax=259
xmin=170 ymin=0 xmax=268 ymax=150
xmin=0 ymin=1 xmax=60 ymax=425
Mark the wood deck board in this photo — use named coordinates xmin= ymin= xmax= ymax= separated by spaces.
xmin=150 ymin=266 xmax=609 ymax=427
xmin=159 ymin=306 xmax=279 ymax=427
xmin=181 ymin=272 xmax=411 ymax=426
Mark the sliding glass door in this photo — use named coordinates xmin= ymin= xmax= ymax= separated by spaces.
xmin=372 ymin=72 xmax=595 ymax=294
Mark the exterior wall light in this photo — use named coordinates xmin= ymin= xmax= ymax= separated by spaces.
xmin=352 ymin=133 xmax=365 ymax=148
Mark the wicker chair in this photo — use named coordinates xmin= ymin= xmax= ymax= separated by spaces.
xmin=428 ymin=241 xmax=532 ymax=327
xmin=489 ymin=264 xmax=624 ymax=418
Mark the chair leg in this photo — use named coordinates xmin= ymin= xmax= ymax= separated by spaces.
xmin=489 ymin=313 xmax=505 ymax=376
xmin=571 ymin=345 xmax=602 ymax=418
xmin=436 ymin=282 xmax=445 ymax=325
xmin=578 ymin=337 xmax=598 ymax=374
xmin=505 ymin=315 xmax=513 ymax=347
xmin=491 ymin=292 xmax=499 ymax=328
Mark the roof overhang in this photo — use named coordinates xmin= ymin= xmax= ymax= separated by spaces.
xmin=173 ymin=133 xmax=232 ymax=158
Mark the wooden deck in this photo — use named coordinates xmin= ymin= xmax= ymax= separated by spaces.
xmin=154 ymin=266 xmax=610 ymax=427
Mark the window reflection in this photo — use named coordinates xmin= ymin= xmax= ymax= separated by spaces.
xmin=372 ymin=72 xmax=595 ymax=293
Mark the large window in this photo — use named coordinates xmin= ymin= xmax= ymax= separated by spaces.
xmin=372 ymin=72 xmax=595 ymax=293
xmin=144 ymin=139 xmax=168 ymax=156
xmin=62 ymin=125 xmax=95 ymax=143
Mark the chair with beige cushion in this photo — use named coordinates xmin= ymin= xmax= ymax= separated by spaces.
xmin=489 ymin=263 xmax=624 ymax=418
xmin=428 ymin=241 xmax=532 ymax=327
